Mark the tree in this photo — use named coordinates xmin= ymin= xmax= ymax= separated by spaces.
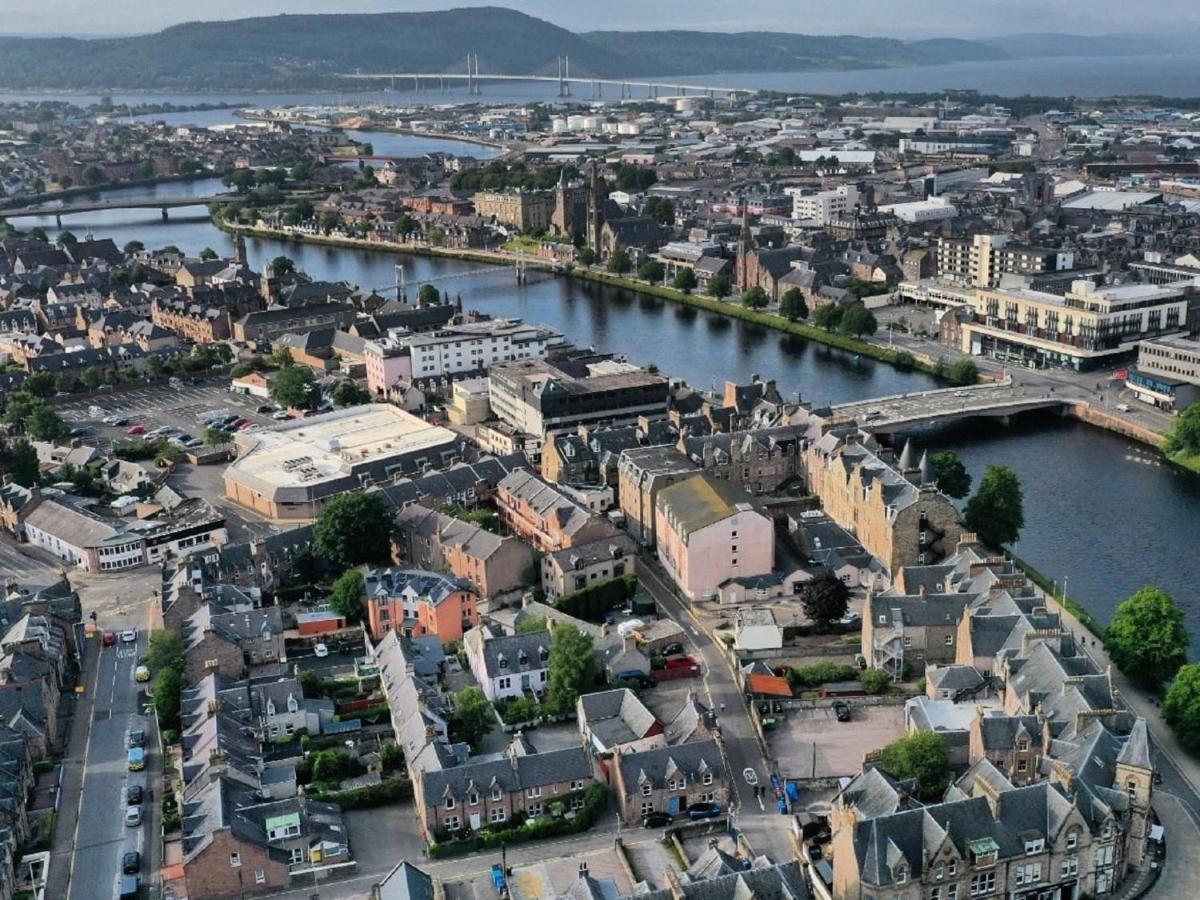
xmin=329 ymin=569 xmax=366 ymax=622
xmin=878 ymin=732 xmax=951 ymax=801
xmin=637 ymin=260 xmax=665 ymax=283
xmin=707 ymin=274 xmax=731 ymax=299
xmin=1165 ymin=403 xmax=1200 ymax=456
xmin=673 ymin=268 xmax=697 ymax=294
xmin=270 ymin=346 xmax=294 ymax=369
xmin=643 ymin=196 xmax=674 ymax=225
xmin=204 ymin=426 xmax=232 ymax=446
xmin=23 ymin=372 xmax=55 ymax=398
xmin=225 ymin=168 xmax=255 ymax=193
xmin=418 ymin=284 xmax=441 ymax=306
xmin=152 ymin=667 xmax=183 ymax=733
xmin=779 ymin=287 xmax=809 ymax=321
xmin=146 ymin=630 xmax=184 ymax=675
xmin=123 ymin=240 xmax=144 ymax=256
xmin=930 ymin=451 xmax=972 ymax=499
xmin=946 ymin=359 xmax=979 ymax=386
xmin=577 ymin=247 xmax=596 ymax=266
xmin=313 ymin=491 xmax=394 ymax=568
xmin=860 ymin=668 xmax=892 ymax=695
xmin=964 ymin=464 xmax=1024 ymax=548
xmin=198 ymin=247 xmax=218 ymax=261
xmin=0 ymin=439 xmax=39 ymax=487
xmin=839 ymin=306 xmax=878 ymax=337
xmin=394 ymin=214 xmax=417 ymax=238
xmin=56 ymin=230 xmax=77 ymax=247
xmin=798 ymin=573 xmax=850 ymax=628
xmin=545 ymin=624 xmax=599 ymax=716
xmin=270 ymin=255 xmax=296 ymax=276
xmin=516 ymin=616 xmax=548 ymax=634
xmin=332 ymin=380 xmax=371 ymax=408
xmin=452 ymin=686 xmax=494 ymax=751
xmin=28 ymin=227 xmax=47 ymax=243
xmin=811 ymin=304 xmax=844 ymax=330
xmin=27 ymin=403 xmax=67 ymax=441
xmin=1164 ymin=664 xmax=1200 ymax=751
xmin=311 ymin=749 xmax=364 ymax=783
xmin=1105 ymin=587 xmax=1189 ymax=689
xmin=740 ymin=286 xmax=769 ymax=309
xmin=81 ymin=164 xmax=103 ymax=185
xmin=271 ymin=365 xmax=318 ymax=409
xmin=607 ymin=248 xmax=631 ymax=275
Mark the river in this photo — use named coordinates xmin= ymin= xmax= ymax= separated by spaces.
xmin=6 ymin=178 xmax=1200 ymax=644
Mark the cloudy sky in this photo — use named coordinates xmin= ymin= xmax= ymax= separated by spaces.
xmin=6 ymin=0 xmax=1195 ymax=38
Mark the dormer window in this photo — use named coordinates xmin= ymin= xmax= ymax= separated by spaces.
xmin=1017 ymin=739 xmax=1029 ymax=752
xmin=491 ymin=785 xmax=503 ymax=801
xmin=1024 ymin=837 xmax=1044 ymax=855
xmin=702 ymin=771 xmax=713 ymax=786
xmin=498 ymin=654 xmax=508 ymax=670
xmin=1066 ymin=830 xmax=1078 ymax=850
xmin=1127 ymin=779 xmax=1137 ymax=799
xmin=468 ymin=792 xmax=479 ymax=806
xmin=894 ymin=867 xmax=907 ymax=884
xmin=445 ymin=796 xmax=455 ymax=810
xmin=641 ymin=783 xmax=652 ymax=797
xmin=539 ymin=646 xmax=549 ymax=663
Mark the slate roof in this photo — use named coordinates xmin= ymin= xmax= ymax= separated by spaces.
xmin=364 ymin=568 xmax=473 ymax=606
xmin=469 ymin=628 xmax=550 ymax=680
xmin=421 ymin=744 xmax=593 ymax=800
xmin=617 ymin=738 xmax=724 ymax=793
xmin=579 ymin=689 xmax=659 ymax=749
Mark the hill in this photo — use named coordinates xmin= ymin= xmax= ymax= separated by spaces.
xmin=984 ymin=32 xmax=1196 ymax=58
xmin=907 ymin=38 xmax=1010 ymax=63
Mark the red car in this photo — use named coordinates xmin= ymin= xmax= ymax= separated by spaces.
xmin=664 ymin=655 xmax=699 ymax=670
xmin=125 ymin=425 xmax=146 ymax=435
xmin=231 ymin=418 xmax=250 ymax=429
xmin=102 ymin=631 xmax=117 ymax=646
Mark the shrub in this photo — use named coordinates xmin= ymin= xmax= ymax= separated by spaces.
xmin=787 ymin=662 xmax=860 ymax=688
xmin=860 ymin=668 xmax=892 ymax=694
xmin=314 ymin=778 xmax=413 ymax=810
xmin=554 ymin=573 xmax=638 ymax=620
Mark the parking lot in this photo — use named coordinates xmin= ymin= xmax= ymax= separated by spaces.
xmin=769 ymin=703 xmax=906 ymax=780
xmin=52 ymin=379 xmax=279 ymax=448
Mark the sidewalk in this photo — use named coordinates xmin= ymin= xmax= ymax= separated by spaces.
xmin=44 ymin=638 xmax=99 ymax=899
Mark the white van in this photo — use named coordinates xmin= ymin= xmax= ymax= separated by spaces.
xmin=617 ymin=619 xmax=645 ymax=637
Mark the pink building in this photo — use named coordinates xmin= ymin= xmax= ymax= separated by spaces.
xmin=654 ymin=473 xmax=774 ymax=601
xmin=364 ymin=341 xmax=413 ymax=396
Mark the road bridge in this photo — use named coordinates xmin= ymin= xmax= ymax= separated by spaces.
xmin=0 ymin=194 xmax=238 ymax=225
xmin=338 ymin=55 xmax=754 ymax=100
xmin=829 ymin=380 xmax=1067 ymax=434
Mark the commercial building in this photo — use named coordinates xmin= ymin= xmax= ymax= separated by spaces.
xmin=362 ymin=568 xmax=479 ymax=643
xmin=936 ymin=234 xmax=1073 ymax=288
xmin=223 ymin=405 xmax=461 ymax=520
xmin=654 ymin=473 xmax=774 ymax=602
xmin=786 ymin=183 xmax=861 ymax=225
xmin=948 ymin=280 xmax=1190 ymax=371
xmin=489 ymin=355 xmax=669 ymax=437
xmin=363 ymin=319 xmax=564 ymax=396
xmin=472 ymin=189 xmax=556 ymax=232
xmin=1127 ymin=335 xmax=1200 ymax=410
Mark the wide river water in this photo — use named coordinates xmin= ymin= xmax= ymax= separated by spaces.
xmin=5 ymin=145 xmax=1199 ymax=647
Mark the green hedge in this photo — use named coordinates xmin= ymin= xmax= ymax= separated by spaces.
xmin=554 ymin=573 xmax=638 ymax=620
xmin=788 ymin=662 xmax=861 ymax=688
xmin=311 ymin=777 xmax=414 ymax=809
xmin=428 ymin=783 xmax=608 ymax=858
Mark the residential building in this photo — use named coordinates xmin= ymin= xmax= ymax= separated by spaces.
xmin=936 ymin=233 xmax=1073 ymax=287
xmin=804 ymin=435 xmax=962 ymax=576
xmin=463 ymin=626 xmax=551 ymax=702
xmin=488 ymin=355 xmax=669 ymax=437
xmin=494 ymin=469 xmax=619 ymax=553
xmin=541 ymin=534 xmax=637 ymax=600
xmin=223 ymin=405 xmax=461 ymax=520
xmin=362 ymin=569 xmax=479 ymax=643
xmin=947 ymin=280 xmax=1190 ymax=370
xmin=617 ymin=445 xmax=699 ymax=547
xmin=655 ymin=473 xmax=774 ymax=602
xmin=679 ymin=425 xmax=806 ymax=496
xmin=787 ymin=183 xmax=862 ymax=225
xmin=232 ymin=301 xmax=356 ymax=344
xmin=577 ymin=689 xmax=665 ymax=755
xmin=393 ymin=505 xmax=533 ymax=600
xmin=612 ymin=738 xmax=728 ymax=824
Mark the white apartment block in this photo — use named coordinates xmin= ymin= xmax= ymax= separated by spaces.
xmin=786 ymin=183 xmax=861 ymax=225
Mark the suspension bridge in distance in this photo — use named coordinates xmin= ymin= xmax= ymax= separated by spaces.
xmin=338 ymin=54 xmax=755 ymax=100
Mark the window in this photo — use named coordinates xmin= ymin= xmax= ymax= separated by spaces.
xmin=491 ymin=786 xmax=503 ymax=801
xmin=1014 ymin=862 xmax=1041 ymax=886
xmin=469 ymin=792 xmax=480 ymax=806
xmin=641 ymin=783 xmax=652 ymax=796
xmin=445 ymin=815 xmax=461 ymax=831
xmin=255 ymin=869 xmax=266 ymax=884
xmin=895 ymin=866 xmax=907 ymax=884
xmin=1017 ymin=739 xmax=1029 ymax=752
xmin=969 ymin=871 xmax=995 ymax=896
xmin=1066 ymin=831 xmax=1078 ymax=850
xmin=948 ymin=862 xmax=957 ymax=877
xmin=445 ymin=797 xmax=456 ymax=810
xmin=1061 ymin=856 xmax=1078 ymax=877
xmin=571 ymin=796 xmax=585 ymax=811
xmin=935 ymin=865 xmax=944 ymax=881
xmin=230 ymin=853 xmax=242 ymax=868
xmin=931 ymin=888 xmax=941 ymax=900
xmin=947 ymin=886 xmax=958 ymax=900
xmin=571 ymin=779 xmax=585 ymax=790
xmin=944 ymin=635 xmax=954 ymax=645
xmin=1017 ymin=760 xmax=1028 ymax=773
xmin=526 ymin=786 xmax=541 ymax=798
xmin=527 ymin=802 xmax=543 ymax=817
xmin=702 ymin=771 xmax=713 ymax=786
xmin=289 ymin=848 xmax=305 ymax=865
xmin=1127 ymin=779 xmax=1138 ymax=799
xmin=489 ymin=807 xmax=507 ymax=823
xmin=641 ymin=801 xmax=654 ymax=816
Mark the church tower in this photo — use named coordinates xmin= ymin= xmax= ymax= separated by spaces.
xmin=735 ymin=201 xmax=752 ymax=290
xmin=586 ymin=161 xmax=605 ymax=252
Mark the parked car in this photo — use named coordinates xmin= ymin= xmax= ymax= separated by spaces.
xmin=314 ymin=643 xmax=329 ymax=658
xmin=256 ymin=405 xmax=277 ymax=414
xmin=272 ymin=410 xmax=292 ymax=420
xmin=102 ymin=631 xmax=117 ymax=646
xmin=664 ymin=655 xmax=698 ymax=670
xmin=839 ymin=613 xmax=861 ymax=627
xmin=743 ymin=767 xmax=758 ymax=786
xmin=123 ymin=851 xmax=141 ymax=874
xmin=147 ymin=426 xmax=173 ymax=436
xmin=231 ymin=418 xmax=250 ymax=429
xmin=127 ymin=747 xmax=145 ymax=771
xmin=120 ymin=629 xmax=137 ymax=643
xmin=642 ymin=811 xmax=672 ymax=828
xmin=134 ymin=665 xmax=150 ymax=683
xmin=833 ymin=701 xmax=851 ymax=723
xmin=120 ymin=874 xmax=139 ymax=899
xmin=126 ymin=784 xmax=143 ymax=805
xmin=125 ymin=425 xmax=146 ymax=435
xmin=806 ymin=843 xmax=824 ymax=863
xmin=662 ymin=642 xmax=684 ymax=657
xmin=124 ymin=806 xmax=142 ymax=827
xmin=614 ymin=671 xmax=655 ymax=689
xmin=687 ymin=802 xmax=721 ymax=820
xmin=1116 ymin=403 xmax=1131 ymax=412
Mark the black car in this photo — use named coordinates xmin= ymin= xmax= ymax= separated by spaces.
xmin=126 ymin=784 xmax=143 ymax=805
xmin=642 ymin=811 xmax=672 ymax=829
xmin=686 ymin=802 xmax=721 ymax=820
xmin=806 ymin=844 xmax=823 ymax=863
xmin=662 ymin=642 xmax=684 ymax=657
xmin=833 ymin=701 xmax=851 ymax=722
xmin=123 ymin=851 xmax=141 ymax=875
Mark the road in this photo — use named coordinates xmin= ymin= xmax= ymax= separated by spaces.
xmin=637 ymin=557 xmax=795 ymax=862
xmin=64 ymin=632 xmax=155 ymax=900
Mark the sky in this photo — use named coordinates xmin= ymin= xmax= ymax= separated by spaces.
xmin=5 ymin=0 xmax=1197 ymax=38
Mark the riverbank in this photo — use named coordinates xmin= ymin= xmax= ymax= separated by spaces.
xmin=0 ymin=171 xmax=223 ymax=215
xmin=235 ymin=110 xmax=508 ymax=152
xmin=216 ymin=219 xmax=945 ymax=377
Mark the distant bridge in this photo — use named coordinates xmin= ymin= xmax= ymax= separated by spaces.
xmin=0 ymin=194 xmax=239 ymax=224
xmin=338 ymin=55 xmax=755 ymax=100
xmin=830 ymin=380 xmax=1067 ymax=434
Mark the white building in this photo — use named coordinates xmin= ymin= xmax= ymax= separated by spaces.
xmin=733 ymin=607 xmax=783 ymax=651
xmin=877 ymin=197 xmax=959 ymax=224
xmin=786 ymin=183 xmax=861 ymax=225
xmin=463 ymin=626 xmax=551 ymax=702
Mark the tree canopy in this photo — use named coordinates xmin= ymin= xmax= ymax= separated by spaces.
xmin=328 ymin=569 xmax=366 ymax=622
xmin=839 ymin=305 xmax=878 ymax=337
xmin=779 ymin=287 xmax=808 ymax=321
xmin=964 ymin=464 xmax=1024 ymax=548
xmin=607 ymin=248 xmax=631 ymax=275
xmin=637 ymin=259 xmax=665 ymax=283
xmin=312 ymin=491 xmax=394 ymax=568
xmin=672 ymin=268 xmax=697 ymax=294
xmin=332 ymin=380 xmax=372 ymax=408
xmin=0 ymin=439 xmax=39 ymax=487
xmin=1105 ymin=587 xmax=1189 ymax=689
xmin=1164 ymin=664 xmax=1200 ymax=751
xmin=545 ymin=624 xmax=599 ymax=716
xmin=930 ymin=451 xmax=972 ymax=499
xmin=877 ymin=731 xmax=951 ymax=801
xmin=452 ymin=686 xmax=494 ymax=751
xmin=271 ymin=365 xmax=318 ymax=409
xmin=740 ymin=286 xmax=769 ymax=309
xmin=1166 ymin=403 xmax=1200 ymax=457
xmin=799 ymin=573 xmax=850 ymax=628
xmin=811 ymin=303 xmax=844 ymax=330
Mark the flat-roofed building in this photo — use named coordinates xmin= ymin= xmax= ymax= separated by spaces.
xmin=947 ymin=280 xmax=1189 ymax=371
xmin=1128 ymin=334 xmax=1200 ymax=410
xmin=489 ymin=355 xmax=669 ymax=437
xmin=223 ymin=405 xmax=461 ymax=520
